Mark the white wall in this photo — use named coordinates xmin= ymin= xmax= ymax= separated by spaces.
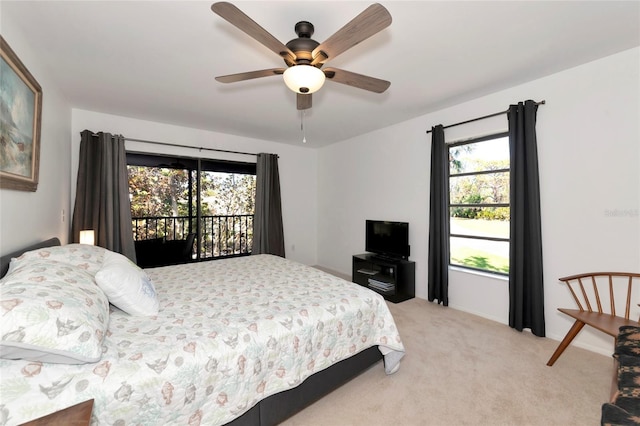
xmin=70 ymin=109 xmax=319 ymax=266
xmin=0 ymin=17 xmax=73 ymax=254
xmin=317 ymin=116 xmax=430 ymax=280
xmin=317 ymin=47 xmax=640 ymax=355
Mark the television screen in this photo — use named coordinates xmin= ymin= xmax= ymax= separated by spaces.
xmin=365 ymin=220 xmax=409 ymax=259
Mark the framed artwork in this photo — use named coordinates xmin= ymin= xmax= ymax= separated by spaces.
xmin=0 ymin=36 xmax=42 ymax=192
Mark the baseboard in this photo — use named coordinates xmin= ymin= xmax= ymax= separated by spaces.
xmin=447 ymin=302 xmax=508 ymax=326
xmin=312 ymin=265 xmax=350 ymax=281
xmin=448 ymin=302 xmax=613 ymax=358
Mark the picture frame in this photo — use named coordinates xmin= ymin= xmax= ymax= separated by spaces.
xmin=0 ymin=35 xmax=42 ymax=192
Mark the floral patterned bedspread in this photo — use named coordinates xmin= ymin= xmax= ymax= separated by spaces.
xmin=0 ymin=255 xmax=405 ymax=425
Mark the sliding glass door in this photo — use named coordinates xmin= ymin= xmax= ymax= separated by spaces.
xmin=127 ymin=153 xmax=256 ymax=261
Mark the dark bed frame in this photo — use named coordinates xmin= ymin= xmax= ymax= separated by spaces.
xmin=0 ymin=238 xmax=383 ymax=426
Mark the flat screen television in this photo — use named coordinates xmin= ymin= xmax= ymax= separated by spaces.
xmin=365 ymin=220 xmax=410 ymax=260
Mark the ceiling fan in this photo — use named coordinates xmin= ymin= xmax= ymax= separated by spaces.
xmin=211 ymin=2 xmax=392 ymax=110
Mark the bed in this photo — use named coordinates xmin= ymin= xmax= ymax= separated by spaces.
xmin=0 ymin=238 xmax=405 ymax=425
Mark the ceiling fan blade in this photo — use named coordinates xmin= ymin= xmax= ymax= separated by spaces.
xmin=323 ymin=68 xmax=390 ymax=93
xmin=215 ymin=68 xmax=285 ymax=83
xmin=211 ymin=2 xmax=296 ymax=63
xmin=297 ymin=94 xmax=312 ymax=110
xmin=311 ymin=3 xmax=391 ymax=65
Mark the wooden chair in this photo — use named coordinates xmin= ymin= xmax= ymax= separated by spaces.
xmin=547 ymin=272 xmax=640 ymax=366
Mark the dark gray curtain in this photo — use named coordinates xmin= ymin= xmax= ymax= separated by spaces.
xmin=428 ymin=125 xmax=449 ymax=305
xmin=71 ymin=130 xmax=136 ymax=261
xmin=508 ymin=100 xmax=545 ymax=337
xmin=252 ymin=153 xmax=285 ymax=257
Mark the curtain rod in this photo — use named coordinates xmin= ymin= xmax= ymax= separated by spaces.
xmin=425 ymin=100 xmax=546 ymax=134
xmin=124 ymin=137 xmax=260 ymax=157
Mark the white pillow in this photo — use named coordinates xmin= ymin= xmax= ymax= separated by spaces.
xmin=0 ymin=259 xmax=109 ymax=364
xmin=95 ymin=251 xmax=159 ymax=316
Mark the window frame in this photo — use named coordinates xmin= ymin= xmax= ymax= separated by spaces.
xmin=448 ymin=131 xmax=510 ymax=276
xmin=126 ymin=152 xmax=256 ymax=175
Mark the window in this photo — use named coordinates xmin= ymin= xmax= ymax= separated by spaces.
xmin=448 ymin=133 xmax=509 ymax=275
xmin=127 ymin=153 xmax=256 ymax=261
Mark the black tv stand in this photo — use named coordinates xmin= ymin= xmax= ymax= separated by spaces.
xmin=352 ymin=253 xmax=415 ymax=303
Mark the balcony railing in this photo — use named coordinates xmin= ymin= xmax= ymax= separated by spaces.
xmin=132 ymin=214 xmax=253 ymax=260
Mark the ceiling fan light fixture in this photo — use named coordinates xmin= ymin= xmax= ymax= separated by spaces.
xmin=283 ymin=65 xmax=325 ymax=94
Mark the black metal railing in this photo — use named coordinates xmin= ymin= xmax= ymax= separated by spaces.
xmin=132 ymin=214 xmax=253 ymax=260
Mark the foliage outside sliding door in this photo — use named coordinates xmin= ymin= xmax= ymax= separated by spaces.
xmin=128 ymin=166 xmax=196 ymax=240
xmin=199 ymin=170 xmax=255 ymax=258
xmin=127 ymin=153 xmax=256 ymax=260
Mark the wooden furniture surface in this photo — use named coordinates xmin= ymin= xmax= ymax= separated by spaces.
xmin=20 ymin=399 xmax=94 ymax=426
xmin=547 ymin=272 xmax=640 ymax=366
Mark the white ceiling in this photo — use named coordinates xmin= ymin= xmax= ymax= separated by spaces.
xmin=3 ymin=1 xmax=639 ymax=148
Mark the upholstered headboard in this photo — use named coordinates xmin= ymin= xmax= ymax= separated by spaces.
xmin=0 ymin=237 xmax=61 ymax=278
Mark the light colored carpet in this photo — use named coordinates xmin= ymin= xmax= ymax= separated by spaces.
xmin=281 ymin=297 xmax=612 ymax=426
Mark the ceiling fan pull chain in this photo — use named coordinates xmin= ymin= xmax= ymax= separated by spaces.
xmin=301 ymin=110 xmax=307 ymax=143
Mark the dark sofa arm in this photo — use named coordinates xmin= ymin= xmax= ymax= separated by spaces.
xmin=602 ymin=326 xmax=640 ymax=426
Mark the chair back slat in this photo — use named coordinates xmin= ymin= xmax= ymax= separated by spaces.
xmin=578 ymin=278 xmax=593 ymax=312
xmin=592 ymin=276 xmax=603 ymax=314
xmin=559 ymin=272 xmax=640 ymax=320
xmin=566 ymin=281 xmax=584 ymax=311
xmin=626 ymin=276 xmax=633 ymax=319
xmin=609 ymin=275 xmax=615 ymax=316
